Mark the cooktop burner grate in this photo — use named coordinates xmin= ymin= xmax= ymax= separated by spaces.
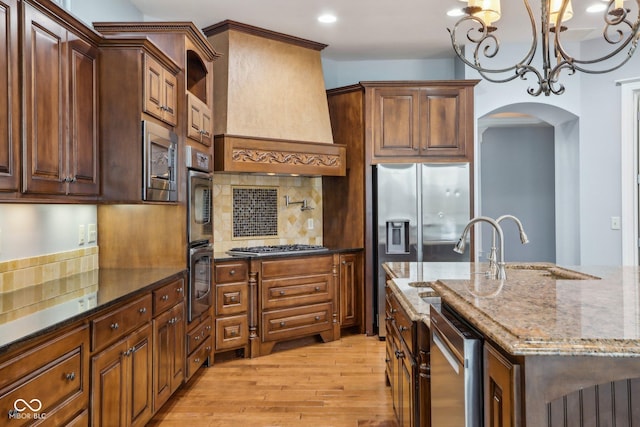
xmin=227 ymin=244 xmax=329 ymax=256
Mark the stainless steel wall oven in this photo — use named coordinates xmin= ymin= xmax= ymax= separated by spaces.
xmin=186 ymin=146 xmax=214 ymax=322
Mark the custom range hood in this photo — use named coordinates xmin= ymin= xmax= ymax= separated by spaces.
xmin=203 ymin=20 xmax=345 ymax=176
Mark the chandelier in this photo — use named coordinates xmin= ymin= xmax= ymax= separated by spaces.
xmin=448 ymin=0 xmax=640 ymax=96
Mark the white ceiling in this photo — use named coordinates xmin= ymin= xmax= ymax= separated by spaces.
xmin=128 ymin=0 xmax=614 ymax=60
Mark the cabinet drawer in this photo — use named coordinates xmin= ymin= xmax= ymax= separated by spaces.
xmin=215 ymin=262 xmax=248 ymax=284
xmin=0 ymin=325 xmax=89 ymax=426
xmin=388 ymin=292 xmax=413 ymax=353
xmin=262 ymin=302 xmax=333 ymax=343
xmin=262 ymin=274 xmax=332 ymax=310
xmin=261 ymin=255 xmax=333 ymax=278
xmin=91 ymin=294 xmax=152 ymax=352
xmin=153 ymin=278 xmax=185 ymax=315
xmin=186 ymin=336 xmax=212 ymax=381
xmin=186 ymin=316 xmax=212 ymax=354
xmin=215 ymin=314 xmax=248 ymax=351
xmin=216 ymin=282 xmax=248 ymax=316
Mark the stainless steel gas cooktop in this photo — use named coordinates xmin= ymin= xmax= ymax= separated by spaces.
xmin=226 ymin=244 xmax=329 ymax=257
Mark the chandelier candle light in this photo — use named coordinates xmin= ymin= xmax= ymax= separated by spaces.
xmin=448 ymin=0 xmax=640 ymax=96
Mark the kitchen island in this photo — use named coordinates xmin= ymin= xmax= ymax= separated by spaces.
xmin=383 ymin=262 xmax=640 ymax=427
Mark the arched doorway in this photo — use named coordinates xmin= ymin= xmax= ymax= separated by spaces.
xmin=477 ymin=103 xmax=581 ymax=265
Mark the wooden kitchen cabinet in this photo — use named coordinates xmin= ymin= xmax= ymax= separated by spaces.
xmin=253 ymin=254 xmax=338 ymax=357
xmin=144 ymin=53 xmax=178 ymax=127
xmin=371 ymin=83 xmax=475 ymax=160
xmin=185 ymin=313 xmax=214 ymax=381
xmin=91 ymin=323 xmax=153 ymax=427
xmin=0 ymin=324 xmax=89 ymax=426
xmin=22 ymin=0 xmax=99 ymax=197
xmin=152 ymin=278 xmax=185 ymax=412
xmin=338 ymin=251 xmax=363 ymax=330
xmin=187 ymin=91 xmax=213 ymax=146
xmin=0 ymin=0 xmax=18 ymax=193
xmin=385 ymin=283 xmax=420 ymax=427
xmin=484 ymin=342 xmax=521 ymax=427
xmin=214 ymin=260 xmax=249 ymax=353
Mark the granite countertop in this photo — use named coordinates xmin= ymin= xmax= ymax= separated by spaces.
xmin=0 ymin=267 xmax=185 ymax=354
xmin=384 ymin=262 xmax=640 ymax=357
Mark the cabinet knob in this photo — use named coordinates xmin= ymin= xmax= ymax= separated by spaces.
xmin=139 ymin=307 xmax=147 ymax=314
xmin=110 ymin=322 xmax=119 ymax=330
xmin=161 ymin=295 xmax=169 ymax=301
xmin=194 ymin=335 xmax=200 ymax=341
xmin=206 ymin=325 xmax=212 ymax=331
xmin=230 ymin=296 xmax=237 ymax=302
xmin=206 ymin=346 xmax=211 ymax=352
xmin=342 ymin=261 xmax=346 ymax=264
xmin=279 ymin=321 xmax=286 ymax=327
xmin=395 ymin=350 xmax=405 ymax=359
xmin=229 ymin=269 xmax=236 ymax=275
xmin=314 ymin=286 xmax=320 ymax=292
xmin=279 ymin=291 xmax=285 ymax=296
xmin=315 ymin=316 xmax=321 ymax=321
xmin=66 ymin=372 xmax=76 ymax=381
xmin=194 ymin=358 xmax=200 ymax=363
xmin=177 ymin=287 xmax=184 ymax=293
xmin=399 ymin=326 xmax=408 ymax=332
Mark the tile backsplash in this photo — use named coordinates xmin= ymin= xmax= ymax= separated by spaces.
xmin=213 ymin=174 xmax=323 ymax=252
xmin=0 ymin=247 xmax=99 ymax=293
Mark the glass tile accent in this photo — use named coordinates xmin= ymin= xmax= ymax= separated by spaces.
xmin=233 ymin=187 xmax=278 ymax=237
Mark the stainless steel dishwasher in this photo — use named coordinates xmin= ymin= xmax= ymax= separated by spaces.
xmin=430 ymin=304 xmax=483 ymax=427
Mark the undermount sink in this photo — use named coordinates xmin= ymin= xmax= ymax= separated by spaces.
xmin=505 ymin=264 xmax=601 ymax=280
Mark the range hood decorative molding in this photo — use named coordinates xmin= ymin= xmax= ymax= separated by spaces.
xmin=214 ymin=135 xmax=346 ymax=176
xmin=203 ymin=20 xmax=345 ymax=176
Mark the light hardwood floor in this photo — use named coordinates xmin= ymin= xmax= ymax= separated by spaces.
xmin=148 ymin=333 xmax=397 ymax=427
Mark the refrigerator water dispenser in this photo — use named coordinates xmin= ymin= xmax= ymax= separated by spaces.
xmin=386 ymin=220 xmax=410 ymax=254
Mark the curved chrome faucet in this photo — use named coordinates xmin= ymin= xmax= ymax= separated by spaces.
xmin=454 ymin=216 xmax=506 ymax=280
xmin=488 ymin=215 xmax=529 ymax=277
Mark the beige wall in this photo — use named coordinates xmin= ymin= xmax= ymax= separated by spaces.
xmin=213 ymin=174 xmax=323 ymax=252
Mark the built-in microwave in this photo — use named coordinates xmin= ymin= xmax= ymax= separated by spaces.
xmin=143 ymin=120 xmax=177 ymax=202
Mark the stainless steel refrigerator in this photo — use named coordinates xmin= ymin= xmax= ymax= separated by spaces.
xmin=375 ymin=163 xmax=470 ymax=337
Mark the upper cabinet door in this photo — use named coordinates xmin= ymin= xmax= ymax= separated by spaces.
xmin=372 ymin=88 xmax=420 ymax=158
xmin=0 ymin=0 xmax=18 ymax=193
xmin=419 ymin=87 xmax=470 ymax=158
xmin=144 ymin=54 xmax=178 ymax=127
xmin=22 ymin=2 xmax=67 ymax=195
xmin=67 ymin=35 xmax=99 ymax=196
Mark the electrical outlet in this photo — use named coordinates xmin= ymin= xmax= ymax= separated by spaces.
xmin=87 ymin=223 xmax=97 ymax=243
xmin=307 ymin=218 xmax=314 ymax=230
xmin=78 ymin=224 xmax=85 ymax=245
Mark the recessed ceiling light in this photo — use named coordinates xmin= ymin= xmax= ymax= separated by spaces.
xmin=587 ymin=3 xmax=608 ymax=12
xmin=447 ymin=8 xmax=465 ymax=17
xmin=318 ymin=14 xmax=337 ymax=23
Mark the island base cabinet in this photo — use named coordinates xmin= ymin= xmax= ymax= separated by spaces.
xmin=91 ymin=323 xmax=153 ymax=427
xmin=484 ymin=343 xmax=521 ymax=427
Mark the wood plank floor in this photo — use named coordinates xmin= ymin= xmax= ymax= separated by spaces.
xmin=148 ymin=333 xmax=397 ymax=427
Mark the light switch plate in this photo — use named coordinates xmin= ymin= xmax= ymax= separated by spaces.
xmin=87 ymin=223 xmax=97 ymax=243
xmin=78 ymin=224 xmax=86 ymax=245
xmin=611 ymin=216 xmax=621 ymax=230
